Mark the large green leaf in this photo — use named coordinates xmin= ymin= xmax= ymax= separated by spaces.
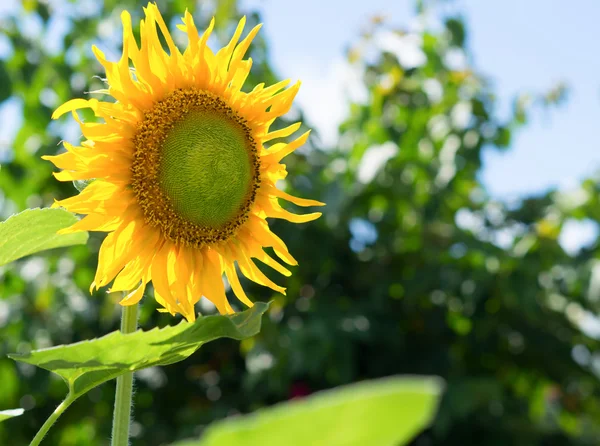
xmin=9 ymin=303 xmax=268 ymax=399
xmin=175 ymin=376 xmax=443 ymax=446
xmin=0 ymin=409 xmax=24 ymax=424
xmin=0 ymin=208 xmax=88 ymax=266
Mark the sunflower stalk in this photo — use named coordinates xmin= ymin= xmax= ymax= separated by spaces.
xmin=111 ymin=303 xmax=139 ymax=446
xmin=30 ymin=393 xmax=79 ymax=446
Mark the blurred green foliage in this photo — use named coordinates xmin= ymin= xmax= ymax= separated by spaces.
xmin=0 ymin=0 xmax=598 ymax=445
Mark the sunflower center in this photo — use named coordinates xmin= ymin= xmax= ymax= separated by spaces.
xmin=131 ymin=89 xmax=260 ymax=248
xmin=159 ymin=109 xmax=253 ymax=228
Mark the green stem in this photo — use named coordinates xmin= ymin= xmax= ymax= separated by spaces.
xmin=30 ymin=393 xmax=78 ymax=446
xmin=111 ymin=303 xmax=139 ymax=446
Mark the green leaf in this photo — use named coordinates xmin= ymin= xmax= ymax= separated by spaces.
xmin=175 ymin=376 xmax=444 ymax=446
xmin=9 ymin=303 xmax=268 ymax=399
xmin=494 ymin=126 xmax=512 ymax=148
xmin=0 ymin=208 xmax=88 ymax=266
xmin=445 ymin=18 xmax=466 ymax=47
xmin=0 ymin=408 xmax=24 ymax=423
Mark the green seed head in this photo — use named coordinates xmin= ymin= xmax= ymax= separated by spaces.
xmin=159 ymin=109 xmax=254 ymax=228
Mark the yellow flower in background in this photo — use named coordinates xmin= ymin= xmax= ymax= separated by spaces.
xmin=44 ymin=3 xmax=323 ymax=321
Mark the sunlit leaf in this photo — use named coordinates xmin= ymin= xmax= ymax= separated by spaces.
xmin=174 ymin=376 xmax=443 ymax=446
xmin=9 ymin=303 xmax=268 ymax=399
xmin=445 ymin=18 xmax=466 ymax=47
xmin=0 ymin=208 xmax=88 ymax=266
xmin=0 ymin=409 xmax=24 ymax=423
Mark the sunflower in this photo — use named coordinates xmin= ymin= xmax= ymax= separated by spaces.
xmin=44 ymin=3 xmax=323 ymax=321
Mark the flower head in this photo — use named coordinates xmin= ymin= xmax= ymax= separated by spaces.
xmin=44 ymin=3 xmax=324 ymax=321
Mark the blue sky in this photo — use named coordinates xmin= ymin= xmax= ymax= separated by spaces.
xmin=242 ymin=0 xmax=600 ymax=200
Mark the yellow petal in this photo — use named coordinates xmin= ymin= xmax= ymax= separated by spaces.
xmin=224 ymin=257 xmax=254 ymax=309
xmin=61 ymin=214 xmax=121 ymax=234
xmin=260 ymin=197 xmax=322 ymax=223
xmin=200 ymin=249 xmax=233 ymax=315
xmin=246 ymin=215 xmax=297 ymax=265
xmin=262 ymin=130 xmax=310 ymax=162
xmin=171 ymin=245 xmax=195 ymax=318
xmin=231 ymin=243 xmax=285 ymax=294
xmin=261 ymin=122 xmax=302 ymax=143
xmin=150 ymin=242 xmax=179 ymax=312
xmin=111 ymin=229 xmax=160 ymax=292
xmin=52 ymin=98 xmax=95 ymax=119
xmin=119 ymin=280 xmax=147 ymax=306
xmin=265 ymin=184 xmax=325 ymax=207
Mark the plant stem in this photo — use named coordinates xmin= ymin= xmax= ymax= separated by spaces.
xmin=111 ymin=303 xmax=139 ymax=446
xmin=30 ymin=393 xmax=78 ymax=446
